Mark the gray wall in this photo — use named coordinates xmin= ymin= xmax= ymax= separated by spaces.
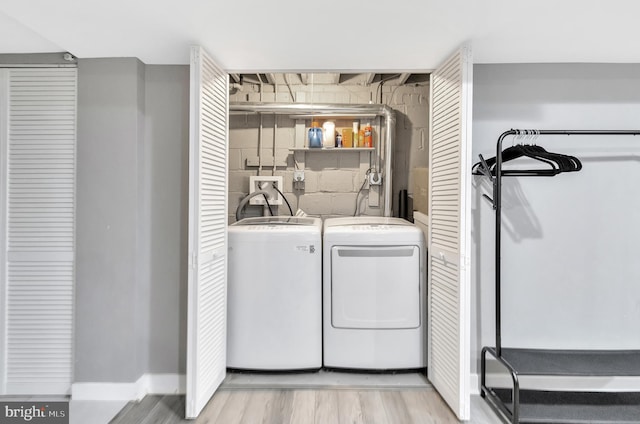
xmin=76 ymin=59 xmax=189 ymax=382
xmin=472 ymin=64 xmax=640 ymax=375
xmin=76 ymin=58 xmax=147 ymax=382
xmin=145 ymin=65 xmax=189 ymax=374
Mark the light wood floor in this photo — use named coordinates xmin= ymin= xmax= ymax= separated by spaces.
xmin=110 ymin=389 xmax=500 ymax=424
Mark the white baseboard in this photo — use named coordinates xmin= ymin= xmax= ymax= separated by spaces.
xmin=71 ymin=381 xmax=139 ymax=401
xmin=72 ymin=373 xmax=186 ymax=401
xmin=470 ymin=373 xmax=480 ymax=395
xmin=139 ymin=373 xmax=186 ymax=397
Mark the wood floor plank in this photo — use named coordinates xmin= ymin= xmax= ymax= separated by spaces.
xmin=195 ymin=390 xmax=232 ymax=424
xmin=140 ymin=395 xmax=185 ymax=424
xmin=421 ymin=390 xmax=459 ymax=424
xmin=238 ymin=390 xmax=273 ymax=424
xmin=110 ymin=395 xmax=162 ymax=424
xmin=336 ymin=390 xmax=365 ymax=424
xmin=288 ymin=390 xmax=316 ymax=424
xmin=380 ymin=390 xmax=412 ymax=424
xmin=264 ymin=390 xmax=294 ymax=424
xmin=205 ymin=390 xmax=249 ymax=424
xmin=400 ymin=390 xmax=441 ymax=424
xmin=314 ymin=390 xmax=339 ymax=424
xmin=109 ymin=388 xmax=495 ymax=424
xmin=358 ymin=391 xmax=389 ymax=424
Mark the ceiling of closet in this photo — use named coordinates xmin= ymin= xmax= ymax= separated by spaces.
xmin=2 ymin=1 xmax=640 ymax=68
xmin=232 ymin=73 xmax=430 ymax=87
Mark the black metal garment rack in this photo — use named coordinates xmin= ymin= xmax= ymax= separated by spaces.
xmin=475 ymin=129 xmax=640 ymax=424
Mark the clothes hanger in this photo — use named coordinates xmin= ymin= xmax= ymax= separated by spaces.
xmin=472 ymin=130 xmax=582 ymax=176
xmin=473 ymin=132 xmax=559 ymax=176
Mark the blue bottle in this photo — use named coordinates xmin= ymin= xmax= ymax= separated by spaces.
xmin=308 ymin=126 xmax=323 ymax=148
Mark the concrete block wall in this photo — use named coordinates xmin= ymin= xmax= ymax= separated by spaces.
xmin=229 ymin=78 xmax=429 ymax=222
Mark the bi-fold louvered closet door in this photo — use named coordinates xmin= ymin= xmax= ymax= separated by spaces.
xmin=185 ymin=46 xmax=229 ymax=419
xmin=0 ymin=67 xmax=77 ymax=395
xmin=428 ymin=45 xmax=472 ymax=420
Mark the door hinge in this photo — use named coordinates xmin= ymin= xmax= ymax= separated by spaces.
xmin=190 ymin=252 xmax=198 ymax=269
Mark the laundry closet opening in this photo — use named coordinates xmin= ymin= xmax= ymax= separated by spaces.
xmin=188 ymin=46 xmax=471 ymax=420
xmin=228 ymin=72 xmax=430 ymax=223
xmin=224 ymin=72 xmax=432 ymax=387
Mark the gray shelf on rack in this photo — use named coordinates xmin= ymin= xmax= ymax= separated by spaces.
xmin=498 ymin=348 xmax=640 ymax=376
xmin=492 ymin=389 xmax=640 ymax=424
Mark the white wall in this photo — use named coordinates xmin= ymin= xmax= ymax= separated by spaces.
xmin=472 ymin=64 xmax=640 ymax=375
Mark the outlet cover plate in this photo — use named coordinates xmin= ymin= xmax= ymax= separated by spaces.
xmin=249 ymin=176 xmax=284 ymax=205
xmin=368 ymin=172 xmax=383 ymax=185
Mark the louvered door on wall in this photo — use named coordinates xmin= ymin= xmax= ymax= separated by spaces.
xmin=0 ymin=67 xmax=76 ymax=395
xmin=186 ymin=46 xmax=229 ymax=419
xmin=427 ymin=45 xmax=472 ymax=420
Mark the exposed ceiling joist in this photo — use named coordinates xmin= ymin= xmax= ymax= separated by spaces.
xmin=364 ymin=73 xmax=376 ymax=86
xmin=265 ymin=73 xmax=277 ymax=85
xmin=300 ymin=73 xmax=340 ymax=85
xmin=397 ymin=73 xmax=410 ymax=85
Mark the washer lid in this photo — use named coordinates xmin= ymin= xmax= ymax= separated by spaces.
xmin=232 ymin=216 xmax=320 ymax=226
xmin=324 ymin=216 xmax=412 ymax=231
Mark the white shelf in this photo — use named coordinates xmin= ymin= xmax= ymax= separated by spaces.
xmin=289 ymin=147 xmax=374 ymax=152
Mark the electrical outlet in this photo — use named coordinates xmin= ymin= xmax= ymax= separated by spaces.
xmin=293 ymin=170 xmax=305 ymax=191
xmin=368 ymin=172 xmax=382 ymax=186
xmin=249 ymin=176 xmax=283 ymax=205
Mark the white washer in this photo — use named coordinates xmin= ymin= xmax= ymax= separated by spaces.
xmin=227 ymin=216 xmax=322 ymax=370
xmin=323 ymin=217 xmax=426 ymax=370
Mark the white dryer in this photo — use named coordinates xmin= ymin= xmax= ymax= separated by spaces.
xmin=227 ymin=216 xmax=322 ymax=370
xmin=323 ymin=217 xmax=426 ymax=370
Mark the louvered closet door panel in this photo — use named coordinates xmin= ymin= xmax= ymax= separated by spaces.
xmin=186 ymin=46 xmax=228 ymax=419
xmin=428 ymin=45 xmax=472 ymax=420
xmin=3 ymin=68 xmax=76 ymax=395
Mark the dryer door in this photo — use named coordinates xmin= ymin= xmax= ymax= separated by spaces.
xmin=331 ymin=245 xmax=421 ymax=329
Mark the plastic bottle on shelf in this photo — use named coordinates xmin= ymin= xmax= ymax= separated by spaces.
xmin=352 ymin=122 xmax=359 ymax=148
xmin=364 ymin=123 xmax=373 ymax=147
xmin=322 ymin=121 xmax=336 ymax=148
xmin=308 ymin=121 xmax=323 ymax=148
xmin=342 ymin=128 xmax=353 ymax=147
xmin=358 ymin=129 xmax=365 ymax=148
